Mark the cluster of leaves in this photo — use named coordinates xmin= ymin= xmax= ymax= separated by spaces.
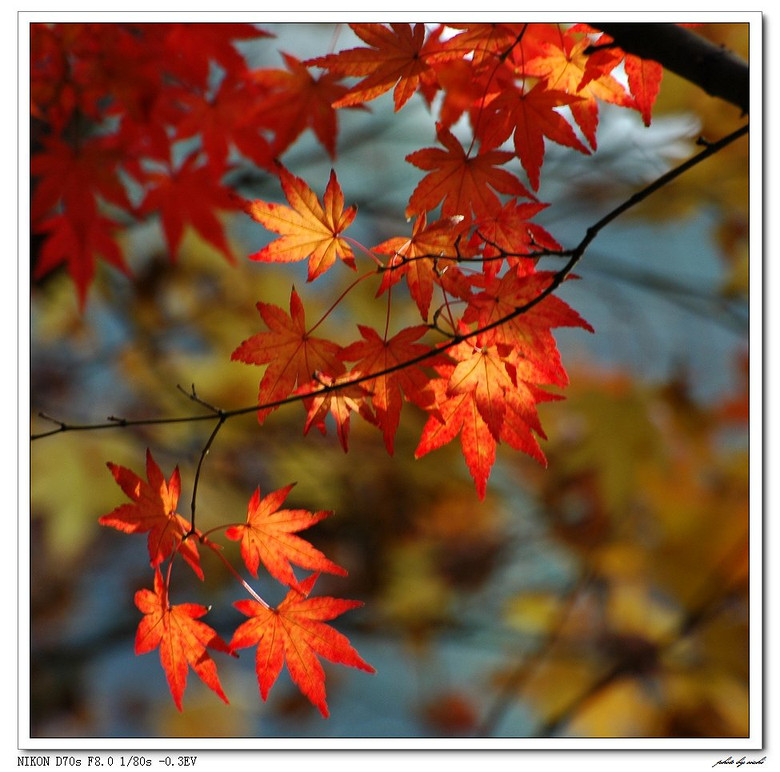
xmin=232 ymin=22 xmax=663 ymax=497
xmin=30 ymin=22 xmax=360 ymax=308
xmin=100 ymin=449 xmax=373 ymax=716
xmin=31 ymin=21 xmax=685 ymax=717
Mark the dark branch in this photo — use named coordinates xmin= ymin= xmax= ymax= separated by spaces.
xmin=30 ymin=124 xmax=748 ymax=442
xmin=590 ymin=23 xmax=749 ymax=114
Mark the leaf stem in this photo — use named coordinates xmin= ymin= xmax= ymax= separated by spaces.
xmin=208 ymin=545 xmax=271 ymax=609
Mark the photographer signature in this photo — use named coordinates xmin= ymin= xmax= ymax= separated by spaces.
xmin=712 ymin=757 xmax=766 ymax=768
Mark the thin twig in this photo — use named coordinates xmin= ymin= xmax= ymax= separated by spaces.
xmin=187 ymin=414 xmax=227 ymax=535
xmin=176 ymin=383 xmax=223 ymax=415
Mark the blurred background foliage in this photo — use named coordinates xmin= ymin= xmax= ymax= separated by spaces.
xmin=29 ymin=22 xmax=750 ymax=738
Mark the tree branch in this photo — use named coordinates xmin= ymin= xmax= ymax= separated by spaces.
xmin=591 ymin=23 xmax=749 ymax=114
xmin=30 ymin=124 xmax=748 ymax=442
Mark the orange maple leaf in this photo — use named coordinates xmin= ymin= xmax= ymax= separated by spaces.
xmin=373 ymin=213 xmax=469 ymax=320
xmin=297 ymin=372 xmax=376 ymax=452
xmin=447 ymin=342 xmax=519 ymax=440
xmin=306 ymin=23 xmax=453 ymax=111
xmin=405 ymin=124 xmax=534 ymax=220
xmin=462 ymin=270 xmax=594 ymax=387
xmin=231 ymin=287 xmax=345 ymax=424
xmin=242 ymin=166 xmax=357 ymax=281
xmin=134 ymin=568 xmax=232 ymax=711
xmin=230 ymin=573 xmax=375 ymax=718
xmin=415 ymin=347 xmax=553 ymax=499
xmin=100 ymin=449 xmax=204 ymax=579
xmin=415 ymin=368 xmax=497 ymax=500
xmin=471 ymin=199 xmax=563 ymax=283
xmin=439 ymin=23 xmax=530 ymax=65
xmin=225 ymin=484 xmax=347 ymax=588
xmin=522 ymin=30 xmax=633 ymax=150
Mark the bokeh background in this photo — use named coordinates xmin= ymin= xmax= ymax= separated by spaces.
xmin=28 ymin=22 xmax=751 ymax=739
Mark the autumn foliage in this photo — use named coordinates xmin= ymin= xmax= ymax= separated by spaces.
xmin=30 ymin=20 xmax=749 ymax=725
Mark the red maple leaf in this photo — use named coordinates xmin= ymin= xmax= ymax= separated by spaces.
xmin=134 ymin=568 xmax=233 ymax=711
xmin=230 ymin=573 xmax=374 ymax=718
xmin=405 ymin=124 xmax=533 ymax=220
xmin=231 ymin=287 xmax=345 ymax=424
xmin=139 ymin=152 xmax=239 ymax=263
xmin=306 ymin=23 xmax=454 ymax=111
xmin=253 ymin=52 xmax=359 ymax=158
xmin=624 ymin=54 xmax=663 ymax=127
xmin=481 ymin=81 xmax=590 ymax=191
xmin=32 ymin=211 xmax=129 ymax=310
xmin=297 ymin=372 xmax=376 ymax=452
xmin=225 ymin=484 xmax=347 ymax=588
xmin=31 ymin=135 xmax=134 ymax=224
xmin=573 ymin=26 xmax=662 ymax=127
xmin=173 ymin=77 xmax=273 ymax=172
xmin=242 ymin=166 xmax=357 ymax=281
xmin=340 ymin=324 xmax=441 ymax=454
xmin=159 ymin=22 xmax=271 ymax=89
xmin=99 ymin=449 xmax=204 ymax=579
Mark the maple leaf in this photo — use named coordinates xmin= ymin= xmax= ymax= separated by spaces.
xmin=242 ymin=166 xmax=357 ymax=281
xmin=472 ymin=199 xmax=561 ymax=277
xmin=440 ymin=23 xmax=530 ymax=65
xmin=159 ymin=22 xmax=271 ymax=89
xmin=306 ymin=23 xmax=453 ymax=111
xmin=230 ymin=573 xmax=374 ymax=718
xmin=446 ymin=342 xmax=520 ymax=439
xmin=405 ymin=124 xmax=534 ymax=220
xmin=31 ymin=135 xmax=134 ymax=224
xmin=462 ymin=270 xmax=594 ymax=386
xmin=134 ymin=568 xmax=232 ymax=711
xmin=231 ymin=287 xmax=345 ymax=424
xmin=624 ymin=54 xmax=663 ymax=127
xmin=481 ymin=81 xmax=590 ymax=191
xmin=99 ymin=449 xmax=204 ymax=579
xmin=297 ymin=372 xmax=376 ymax=452
xmin=173 ymin=77 xmax=273 ymax=172
xmin=139 ymin=152 xmax=239 ymax=263
xmin=32 ymin=210 xmax=129 ymax=310
xmin=415 ymin=369 xmax=497 ymax=499
xmin=340 ymin=324 xmax=441 ymax=454
xmin=225 ymin=484 xmax=347 ymax=588
xmin=373 ymin=213 xmax=469 ymax=321
xmin=522 ymin=30 xmax=633 ymax=150
xmin=253 ymin=52 xmax=359 ymax=158
xmin=572 ymin=24 xmax=661 ymax=126
xmin=415 ymin=344 xmax=554 ymax=498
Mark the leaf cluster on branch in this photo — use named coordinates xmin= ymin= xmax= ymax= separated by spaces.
xmin=30 ymin=20 xmax=749 ymax=716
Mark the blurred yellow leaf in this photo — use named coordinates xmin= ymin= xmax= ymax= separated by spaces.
xmin=504 ymin=592 xmax=563 ymax=636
